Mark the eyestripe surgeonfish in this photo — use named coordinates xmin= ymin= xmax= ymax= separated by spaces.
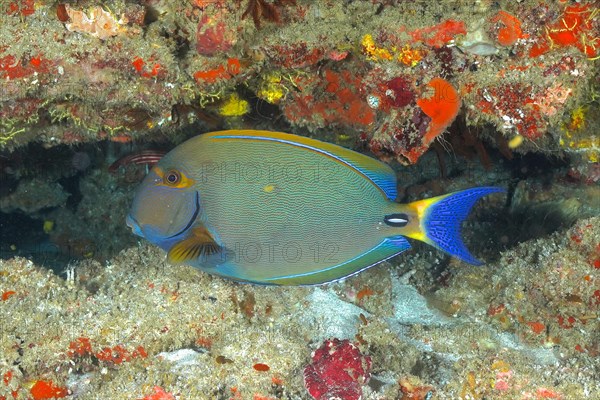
xmin=127 ymin=130 xmax=503 ymax=285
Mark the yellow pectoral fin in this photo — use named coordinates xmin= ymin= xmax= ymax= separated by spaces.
xmin=167 ymin=226 xmax=221 ymax=264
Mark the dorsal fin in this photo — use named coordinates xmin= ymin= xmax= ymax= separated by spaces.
xmin=206 ymin=130 xmax=398 ymax=201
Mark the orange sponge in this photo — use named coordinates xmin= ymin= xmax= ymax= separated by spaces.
xmin=416 ymin=77 xmax=461 ymax=145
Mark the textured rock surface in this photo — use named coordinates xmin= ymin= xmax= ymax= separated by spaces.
xmin=1 ymin=216 xmax=598 ymax=398
xmin=0 ymin=1 xmax=597 ymax=166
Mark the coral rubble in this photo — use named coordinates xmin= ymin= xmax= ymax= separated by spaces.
xmin=1 ymin=216 xmax=599 ymax=398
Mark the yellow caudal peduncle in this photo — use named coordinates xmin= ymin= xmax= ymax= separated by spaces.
xmin=402 ymin=194 xmax=451 ymax=243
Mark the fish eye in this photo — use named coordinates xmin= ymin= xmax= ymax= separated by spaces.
xmin=165 ymin=170 xmax=181 ymax=185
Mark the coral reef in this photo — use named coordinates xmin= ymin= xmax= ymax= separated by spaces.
xmin=63 ymin=5 xmax=127 ymax=40
xmin=1 ymin=214 xmax=599 ymax=399
xmin=1 ymin=138 xmax=599 ymax=398
xmin=0 ymin=0 xmax=596 ymax=167
xmin=0 ymin=1 xmax=599 ymax=399
xmin=241 ymin=0 xmax=298 ymax=29
xmin=0 ymin=178 xmax=68 ymax=214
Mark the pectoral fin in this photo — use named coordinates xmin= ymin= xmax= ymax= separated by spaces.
xmin=167 ymin=226 xmax=222 ymax=265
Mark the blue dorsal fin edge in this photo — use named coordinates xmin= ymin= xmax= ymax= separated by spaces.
xmin=209 ymin=130 xmax=398 ymax=200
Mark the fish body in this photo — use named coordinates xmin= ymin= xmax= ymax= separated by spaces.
xmin=127 ymin=130 xmax=502 ymax=285
xmin=108 ymin=150 xmax=167 ymax=173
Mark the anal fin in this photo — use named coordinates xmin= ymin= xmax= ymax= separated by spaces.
xmin=266 ymin=236 xmax=411 ymax=285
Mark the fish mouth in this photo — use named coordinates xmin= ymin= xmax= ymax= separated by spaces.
xmin=126 ymin=214 xmax=143 ymax=237
xmin=166 ymin=191 xmax=200 ymax=239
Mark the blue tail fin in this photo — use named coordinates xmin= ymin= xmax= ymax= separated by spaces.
xmin=409 ymin=187 xmax=504 ymax=265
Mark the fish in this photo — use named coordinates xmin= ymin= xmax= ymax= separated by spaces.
xmin=108 ymin=150 xmax=167 ymax=174
xmin=126 ymin=130 xmax=503 ymax=285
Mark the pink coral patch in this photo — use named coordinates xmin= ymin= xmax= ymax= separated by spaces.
xmin=303 ymin=339 xmax=371 ymax=400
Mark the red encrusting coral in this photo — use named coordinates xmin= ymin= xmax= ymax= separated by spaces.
xmin=196 ymin=13 xmax=236 ymax=56
xmin=303 ymin=339 xmax=371 ymax=400
xmin=366 ymin=77 xmax=458 ymax=165
xmin=406 ymin=20 xmax=467 ymax=48
xmin=491 ymin=11 xmax=528 ymax=46
xmin=476 ymin=83 xmax=545 ymax=139
xmin=283 ymin=69 xmax=375 ymax=128
xmin=67 ymin=337 xmax=148 ymax=366
xmin=529 ymin=3 xmax=599 ymax=58
xmin=1 ymin=372 xmax=19 ymax=400
xmin=527 ymin=321 xmax=546 ymax=335
xmin=0 ymin=54 xmax=53 ymax=80
xmin=1 ymin=290 xmax=16 ymax=301
xmin=416 ymin=77 xmax=461 ymax=145
xmin=30 ymin=380 xmax=68 ymax=399
xmin=6 ymin=0 xmax=35 ymax=17
xmin=132 ymin=57 xmax=162 ymax=78
xmin=95 ymin=344 xmax=148 ymax=364
xmin=253 ymin=363 xmax=270 ymax=372
xmin=383 ymin=76 xmax=415 ymax=108
xmin=139 ymin=386 xmax=176 ymax=400
xmin=193 ymin=58 xmax=241 ymax=83
xmin=268 ymin=43 xmax=325 ymax=69
xmin=3 ymin=371 xmax=13 ymax=387
xmin=67 ymin=337 xmax=93 ymax=357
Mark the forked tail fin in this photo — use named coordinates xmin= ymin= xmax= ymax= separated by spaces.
xmin=407 ymin=187 xmax=504 ymax=265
